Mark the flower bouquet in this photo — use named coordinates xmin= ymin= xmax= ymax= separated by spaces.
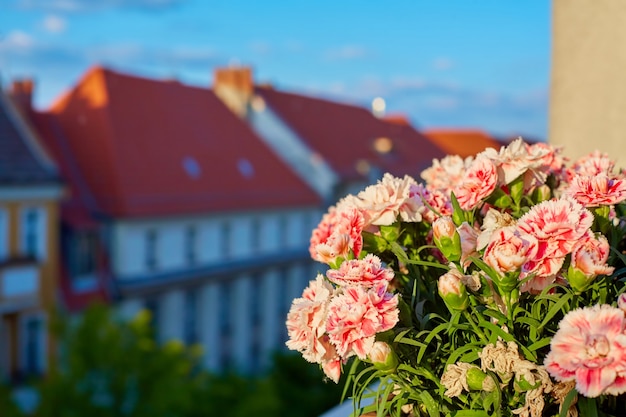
xmin=286 ymin=138 xmax=626 ymax=417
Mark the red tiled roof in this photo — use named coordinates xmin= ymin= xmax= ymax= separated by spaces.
xmin=255 ymin=87 xmax=446 ymax=181
xmin=423 ymin=129 xmax=503 ymax=158
xmin=34 ymin=66 xmax=320 ymax=218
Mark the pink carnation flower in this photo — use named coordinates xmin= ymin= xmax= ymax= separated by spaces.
xmin=517 ymin=197 xmax=594 ymax=275
xmin=457 ymin=222 xmax=479 ymax=268
xmin=410 ymin=183 xmax=452 ymax=223
xmin=454 ymin=156 xmax=498 ymax=210
xmin=545 ymin=305 xmax=626 ymax=398
xmin=285 ymin=275 xmax=335 ymax=363
xmin=326 ymin=282 xmax=399 ymax=359
xmin=480 ymin=138 xmax=547 ymax=186
xmin=309 ymin=207 xmax=365 ymax=264
xmin=352 ymin=173 xmax=422 ymax=226
xmin=420 ymin=155 xmax=472 ymax=191
xmin=565 ymin=174 xmax=626 ymax=207
xmin=570 ymin=232 xmax=615 ymax=278
xmin=484 ymin=226 xmax=538 ymax=275
xmin=326 ymin=254 xmax=394 ymax=288
xmin=571 ymin=150 xmax=615 ymax=177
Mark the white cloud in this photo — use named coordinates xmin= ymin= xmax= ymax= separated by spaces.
xmin=249 ymin=41 xmax=271 ymax=56
xmin=0 ymin=30 xmax=35 ymax=50
xmin=14 ymin=0 xmax=185 ymax=12
xmin=432 ymin=57 xmax=454 ymax=71
xmin=42 ymin=15 xmax=67 ymax=33
xmin=297 ymin=76 xmax=548 ymax=139
xmin=324 ymin=45 xmax=369 ymax=61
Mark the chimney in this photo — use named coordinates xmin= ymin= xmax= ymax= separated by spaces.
xmin=213 ymin=66 xmax=253 ymax=117
xmin=9 ymin=79 xmax=35 ymax=115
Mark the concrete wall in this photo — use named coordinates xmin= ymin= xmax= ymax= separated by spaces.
xmin=550 ymin=0 xmax=626 ymax=164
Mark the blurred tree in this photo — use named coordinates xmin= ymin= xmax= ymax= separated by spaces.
xmin=266 ymin=352 xmax=344 ymax=417
xmin=0 ymin=383 xmax=25 ymax=417
xmin=32 ymin=304 xmax=344 ymax=417
xmin=36 ymin=304 xmax=203 ymax=417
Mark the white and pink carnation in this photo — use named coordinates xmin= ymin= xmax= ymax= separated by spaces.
xmin=545 ymin=304 xmax=626 ymax=398
xmin=570 ymin=232 xmax=614 ymax=278
xmin=517 ymin=197 xmax=594 ymax=272
xmin=454 ymin=156 xmax=498 ymax=210
xmin=420 ymin=155 xmax=472 ymax=191
xmin=353 ymin=173 xmax=421 ymax=226
xmin=484 ymin=226 xmax=538 ymax=275
xmin=457 ymin=222 xmax=479 ymax=269
xmin=526 ymin=142 xmax=567 ymax=177
xmin=326 ymin=282 xmax=399 ymax=359
xmin=326 ymin=254 xmax=394 ymax=288
xmin=411 ymin=183 xmax=453 ymax=223
xmin=310 ymin=207 xmax=365 ymax=265
xmin=480 ymin=138 xmax=547 ymax=186
xmin=286 ymin=275 xmax=336 ymax=364
xmin=477 ymin=208 xmax=516 ymax=250
xmin=570 ymin=150 xmax=615 ymax=177
xmin=565 ymin=174 xmax=626 ymax=207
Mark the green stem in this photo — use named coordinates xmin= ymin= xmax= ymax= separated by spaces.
xmin=463 ymin=310 xmax=488 ymax=343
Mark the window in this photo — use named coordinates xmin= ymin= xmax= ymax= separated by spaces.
xmin=183 ymin=290 xmax=198 ymax=345
xmin=21 ymin=207 xmax=45 ymax=260
xmin=185 ymin=226 xmax=197 ymax=265
xmin=145 ymin=229 xmax=158 ymax=270
xmin=21 ymin=314 xmax=46 ymax=377
xmin=219 ymin=221 xmax=231 ymax=259
xmin=145 ymin=298 xmax=160 ymax=340
xmin=218 ymin=280 xmax=232 ymax=371
xmin=249 ymin=275 xmax=263 ymax=372
xmin=250 ymin=217 xmax=261 ymax=254
xmin=70 ymin=231 xmax=97 ymax=277
xmin=278 ymin=215 xmax=289 ymax=248
xmin=0 ymin=209 xmax=7 ymax=260
xmin=277 ymin=269 xmax=290 ymax=345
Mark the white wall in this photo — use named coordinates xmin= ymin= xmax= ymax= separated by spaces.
xmin=110 ymin=207 xmax=322 ymax=279
xmin=108 ymin=205 xmax=324 ymax=374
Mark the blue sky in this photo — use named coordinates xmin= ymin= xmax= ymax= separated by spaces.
xmin=0 ymin=0 xmax=550 ymax=139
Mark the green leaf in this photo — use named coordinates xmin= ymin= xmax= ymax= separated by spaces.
xmin=418 ymin=390 xmax=441 ymax=417
xmin=363 ymin=231 xmax=389 ymax=253
xmin=526 ymin=337 xmax=552 ymax=353
xmin=390 ymin=241 xmax=410 ymax=264
xmin=453 ymin=411 xmax=490 ymax=417
xmin=538 ymin=292 xmax=572 ymax=330
xmin=578 ymin=396 xmax=598 ymax=417
xmin=559 ymin=388 xmax=578 ymax=417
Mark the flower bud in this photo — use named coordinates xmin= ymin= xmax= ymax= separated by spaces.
xmin=369 ymin=341 xmax=398 ymax=372
xmin=433 ymin=216 xmax=462 ymax=262
xmin=466 ymin=367 xmax=494 ymax=392
xmin=438 ymin=269 xmax=469 ymax=311
xmin=567 ymin=234 xmax=614 ymax=293
xmin=532 ymin=184 xmax=551 ymax=203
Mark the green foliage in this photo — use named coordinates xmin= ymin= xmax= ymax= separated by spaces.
xmin=36 ymin=304 xmax=203 ymax=417
xmin=32 ymin=304 xmax=342 ymax=417
xmin=0 ymin=383 xmax=26 ymax=417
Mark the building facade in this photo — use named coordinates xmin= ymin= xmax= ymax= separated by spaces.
xmin=25 ymin=67 xmax=323 ymax=374
xmin=0 ymin=84 xmax=63 ymax=381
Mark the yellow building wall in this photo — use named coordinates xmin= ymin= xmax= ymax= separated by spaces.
xmin=549 ymin=0 xmax=626 ymax=165
xmin=0 ymin=197 xmax=60 ymax=375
